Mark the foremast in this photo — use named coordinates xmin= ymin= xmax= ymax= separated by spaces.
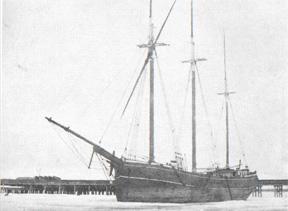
xmin=136 ymin=0 xmax=174 ymax=164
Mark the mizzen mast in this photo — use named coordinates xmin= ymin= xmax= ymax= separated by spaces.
xmin=218 ymin=34 xmax=235 ymax=168
xmin=224 ymin=34 xmax=229 ymax=168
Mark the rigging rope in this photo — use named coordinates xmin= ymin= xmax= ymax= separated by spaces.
xmin=123 ymin=66 xmax=147 ymax=156
xmin=51 ymin=124 xmax=103 ymax=170
xmin=123 ymin=107 xmax=137 ymax=156
xmin=68 ymin=135 xmax=89 ymax=165
xmin=218 ymin=98 xmax=225 ymax=123
xmin=98 ymin=49 xmax=148 ymax=144
xmin=195 ymin=64 xmax=217 ymax=163
xmin=77 ymin=55 xmax=132 ymax=120
xmin=51 ymin=125 xmax=89 ymax=167
xmin=211 ymin=97 xmax=225 ymax=166
xmin=228 ymin=97 xmax=248 ymax=165
xmin=155 ymin=53 xmax=178 ymax=153
xmin=95 ymin=154 xmax=110 ymax=180
xmin=48 ymin=66 xmax=84 ymax=115
xmin=176 ymin=67 xmax=192 ymax=144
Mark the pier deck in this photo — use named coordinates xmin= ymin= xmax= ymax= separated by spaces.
xmin=0 ymin=177 xmax=114 ymax=195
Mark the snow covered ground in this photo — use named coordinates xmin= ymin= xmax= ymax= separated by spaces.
xmin=0 ymin=192 xmax=287 ymax=210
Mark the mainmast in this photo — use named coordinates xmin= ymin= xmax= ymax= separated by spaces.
xmin=148 ymin=0 xmax=155 ymax=163
xmin=182 ymin=0 xmax=198 ymax=172
xmin=182 ymin=0 xmax=207 ymax=172
xmin=224 ymin=34 xmax=229 ymax=168
xmin=190 ymin=0 xmax=197 ymax=173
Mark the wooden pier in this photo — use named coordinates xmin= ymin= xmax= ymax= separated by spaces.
xmin=0 ymin=177 xmax=114 ymax=195
xmin=252 ymin=179 xmax=288 ymax=197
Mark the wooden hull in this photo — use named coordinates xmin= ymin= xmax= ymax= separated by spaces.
xmin=114 ymin=162 xmax=257 ymax=203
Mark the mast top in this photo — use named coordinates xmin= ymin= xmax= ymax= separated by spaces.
xmin=191 ymin=0 xmax=193 ymax=38
xmin=217 ymin=33 xmax=236 ymax=97
xmin=224 ymin=33 xmax=228 ymax=94
xmin=149 ymin=0 xmax=152 ymax=18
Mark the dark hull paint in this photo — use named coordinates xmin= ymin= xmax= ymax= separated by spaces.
xmin=114 ymin=162 xmax=257 ymax=203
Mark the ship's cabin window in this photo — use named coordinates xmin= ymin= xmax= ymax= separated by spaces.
xmin=238 ymin=169 xmax=248 ymax=177
xmin=225 ymin=172 xmax=233 ymax=177
xmin=218 ymin=171 xmax=234 ymax=177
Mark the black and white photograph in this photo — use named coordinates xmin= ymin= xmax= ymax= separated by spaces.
xmin=1 ymin=0 xmax=287 ymax=210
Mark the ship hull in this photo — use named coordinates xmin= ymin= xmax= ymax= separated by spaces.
xmin=114 ymin=162 xmax=257 ymax=203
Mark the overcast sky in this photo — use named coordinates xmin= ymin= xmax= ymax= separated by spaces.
xmin=1 ymin=0 xmax=287 ymax=180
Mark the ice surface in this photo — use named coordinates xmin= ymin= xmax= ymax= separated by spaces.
xmin=0 ymin=192 xmax=287 ymax=211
